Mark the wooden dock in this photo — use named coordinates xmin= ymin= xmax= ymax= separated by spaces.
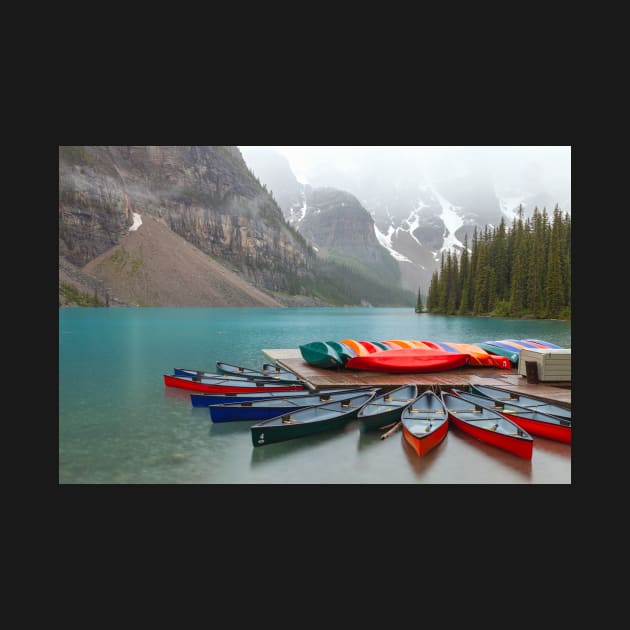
xmin=262 ymin=349 xmax=571 ymax=409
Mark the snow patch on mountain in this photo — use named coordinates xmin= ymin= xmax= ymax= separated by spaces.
xmin=429 ymin=187 xmax=465 ymax=254
xmin=129 ymin=212 xmax=142 ymax=231
xmin=288 ymin=193 xmax=308 ymax=225
xmin=403 ymin=203 xmax=427 ymax=247
xmin=374 ymin=225 xmax=412 ymax=262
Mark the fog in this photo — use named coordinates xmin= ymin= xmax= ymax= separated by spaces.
xmin=240 ymin=146 xmax=571 ymax=210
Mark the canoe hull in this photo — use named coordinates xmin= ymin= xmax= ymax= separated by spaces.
xmin=164 ymin=374 xmax=304 ymax=394
xmin=447 ymin=413 xmax=533 ymax=459
xmin=251 ymin=411 xmax=357 ymax=447
xmin=298 ymin=341 xmax=342 ymax=368
xmin=469 ymin=384 xmax=571 ymax=420
xmin=360 ymin=406 xmax=406 ymax=431
xmin=191 ymin=393 xmax=271 ymax=407
xmin=499 ymin=412 xmax=571 ymax=444
xmin=210 ymin=404 xmax=313 ymax=423
xmin=214 ymin=362 xmax=299 ymax=382
xmin=346 ymin=348 xmax=469 ymax=373
xmin=402 ymin=420 xmax=448 ymax=456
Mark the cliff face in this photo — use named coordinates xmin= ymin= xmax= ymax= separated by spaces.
xmin=298 ymin=187 xmax=402 ymax=285
xmin=59 ymin=146 xmax=314 ymax=292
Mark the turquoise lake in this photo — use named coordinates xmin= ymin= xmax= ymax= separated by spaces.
xmin=59 ymin=307 xmax=571 ymax=484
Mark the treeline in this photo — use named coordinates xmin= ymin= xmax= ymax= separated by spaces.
xmin=305 ymin=250 xmax=416 ymax=307
xmin=426 ymin=205 xmax=571 ymax=319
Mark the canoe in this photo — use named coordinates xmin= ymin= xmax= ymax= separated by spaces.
xmin=469 ymin=384 xmax=571 ymax=420
xmin=370 ymin=341 xmax=391 ymax=350
xmin=190 ymin=386 xmax=363 ymax=408
xmin=164 ymin=373 xmax=306 ymax=394
xmin=450 ymin=389 xmax=571 ymax=444
xmin=523 ymin=339 xmax=562 ymax=349
xmin=430 ymin=341 xmax=460 ymax=353
xmin=341 ymin=339 xmax=372 ymax=356
xmin=443 ymin=342 xmax=511 ymax=368
xmin=401 ymin=391 xmax=449 ymax=456
xmin=501 ymin=339 xmax=540 ymax=349
xmin=418 ymin=340 xmax=441 ymax=350
xmin=381 ymin=340 xmax=405 ymax=349
xmin=325 ymin=341 xmax=356 ymax=365
xmin=476 ymin=342 xmax=520 ymax=366
xmin=385 ymin=339 xmax=416 ymax=349
xmin=359 ymin=341 xmax=382 ymax=353
xmin=345 ymin=348 xmax=469 ymax=373
xmin=210 ymin=387 xmax=376 ymax=422
xmin=251 ymin=391 xmax=375 ymax=447
xmin=215 ymin=361 xmax=301 ymax=382
xmin=298 ymin=341 xmax=343 ymax=368
xmin=493 ymin=339 xmax=532 ymax=351
xmin=441 ymin=391 xmax=533 ymax=459
xmin=175 ymin=366 xmax=299 ymax=383
xmin=357 ymin=384 xmax=418 ymax=431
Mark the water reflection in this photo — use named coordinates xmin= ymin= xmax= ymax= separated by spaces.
xmin=209 ymin=419 xmax=258 ymax=436
xmin=163 ymin=387 xmax=193 ymax=403
xmin=449 ymin=429 xmax=533 ymax=480
xmin=250 ymin=426 xmax=350 ymax=467
xmin=356 ymin=430 xmax=385 ymax=451
xmin=400 ymin=432 xmax=447 ymax=475
xmin=531 ymin=437 xmax=572 ymax=457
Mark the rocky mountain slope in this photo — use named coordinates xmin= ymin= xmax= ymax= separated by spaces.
xmin=59 ymin=146 xmax=413 ymax=307
xmin=59 ymin=146 xmax=317 ymax=305
xmin=82 ymin=214 xmax=284 ymax=306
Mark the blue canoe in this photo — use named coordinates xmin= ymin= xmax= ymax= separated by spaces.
xmin=209 ymin=388 xmax=376 ymax=422
xmin=190 ymin=386 xmax=371 ymax=407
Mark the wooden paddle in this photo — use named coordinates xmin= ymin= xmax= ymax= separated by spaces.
xmin=380 ymin=421 xmax=402 ymax=440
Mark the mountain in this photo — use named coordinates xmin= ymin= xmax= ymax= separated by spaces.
xmin=240 ymin=147 xmax=571 ymax=296
xmin=81 ymin=214 xmax=284 ymax=306
xmin=59 ymin=146 xmax=413 ymax=307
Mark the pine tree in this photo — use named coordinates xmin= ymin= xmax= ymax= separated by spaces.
xmin=423 ymin=203 xmax=570 ymax=320
xmin=415 ymin=287 xmax=424 ymax=313
xmin=427 ymin=271 xmax=439 ymax=312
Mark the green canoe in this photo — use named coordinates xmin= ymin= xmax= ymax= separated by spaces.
xmin=251 ymin=391 xmax=375 ymax=447
xmin=299 ymin=341 xmax=343 ymax=368
xmin=325 ymin=341 xmax=356 ymax=365
xmin=357 ymin=384 xmax=418 ymax=431
xmin=476 ymin=342 xmax=519 ymax=366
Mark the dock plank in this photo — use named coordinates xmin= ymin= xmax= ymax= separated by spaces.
xmin=261 ymin=348 xmax=571 ymax=409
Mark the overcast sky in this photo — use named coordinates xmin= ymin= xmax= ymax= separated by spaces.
xmin=240 ymin=146 xmax=571 ymax=196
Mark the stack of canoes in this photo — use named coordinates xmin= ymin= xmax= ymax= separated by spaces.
xmin=299 ymin=338 xmax=564 ymax=372
xmin=476 ymin=339 xmax=561 ymax=367
xmin=165 ymin=361 xmax=307 ymax=394
xmin=162 ymin=359 xmax=571 ymax=456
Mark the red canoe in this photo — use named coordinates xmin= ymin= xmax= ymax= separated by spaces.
xmin=345 ymin=348 xmax=469 ymax=373
xmin=441 ymin=391 xmax=533 ymax=459
xmin=164 ymin=374 xmax=306 ymax=394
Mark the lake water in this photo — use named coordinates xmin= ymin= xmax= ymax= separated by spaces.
xmin=59 ymin=307 xmax=571 ymax=484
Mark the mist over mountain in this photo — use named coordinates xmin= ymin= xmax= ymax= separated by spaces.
xmin=240 ymin=146 xmax=570 ymax=294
